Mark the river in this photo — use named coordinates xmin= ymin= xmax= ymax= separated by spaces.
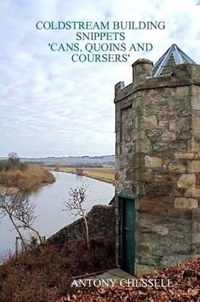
xmin=0 ymin=172 xmax=114 ymax=261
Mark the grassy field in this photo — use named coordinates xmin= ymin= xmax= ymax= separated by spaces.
xmin=53 ymin=167 xmax=115 ymax=184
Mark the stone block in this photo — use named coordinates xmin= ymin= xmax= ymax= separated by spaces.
xmin=188 ymin=161 xmax=200 ymax=173
xmin=152 ymin=225 xmax=169 ymax=236
xmin=192 ymin=95 xmax=200 ymax=110
xmin=161 ymin=255 xmax=192 ymax=267
xmin=168 ymin=163 xmax=186 ymax=173
xmin=191 ymin=139 xmax=200 ymax=152
xmin=185 ymin=187 xmax=200 ymax=198
xmin=140 ymin=137 xmax=151 ymax=153
xmin=175 ymin=153 xmax=197 ymax=160
xmin=192 ymin=118 xmax=200 ymax=132
xmin=159 ymin=120 xmax=169 ymax=128
xmin=145 ymin=156 xmax=162 ymax=168
xmin=161 ymin=130 xmax=176 ymax=142
xmin=143 ymin=115 xmax=157 ymax=128
xmin=192 ymin=222 xmax=200 ymax=233
xmin=135 ymin=264 xmax=156 ymax=276
xmin=192 ymin=234 xmax=200 ymax=244
xmin=169 ymin=120 xmax=176 ymax=131
xmin=177 ymin=174 xmax=196 ymax=189
xmin=175 ymin=198 xmax=198 ymax=209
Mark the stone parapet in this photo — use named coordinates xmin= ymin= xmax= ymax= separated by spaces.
xmin=114 ymin=64 xmax=200 ymax=103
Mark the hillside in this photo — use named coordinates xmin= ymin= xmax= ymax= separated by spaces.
xmin=0 ymin=237 xmax=115 ymax=302
xmin=0 ymin=241 xmax=199 ymax=302
xmin=21 ymin=155 xmax=114 ymax=167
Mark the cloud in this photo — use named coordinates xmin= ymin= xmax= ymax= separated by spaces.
xmin=0 ymin=0 xmax=199 ymax=157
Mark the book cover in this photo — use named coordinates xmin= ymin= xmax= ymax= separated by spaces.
xmin=0 ymin=1 xmax=199 ymax=301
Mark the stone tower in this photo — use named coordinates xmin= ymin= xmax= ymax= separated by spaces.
xmin=114 ymin=44 xmax=200 ymax=275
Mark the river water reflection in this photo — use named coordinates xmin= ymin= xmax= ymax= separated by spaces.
xmin=0 ymin=172 xmax=114 ymax=260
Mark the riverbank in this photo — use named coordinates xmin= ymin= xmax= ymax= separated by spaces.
xmin=0 ymin=172 xmax=114 ymax=259
xmin=0 ymin=165 xmax=55 ymax=193
xmin=0 ymin=237 xmax=115 ymax=302
xmin=51 ymin=167 xmax=115 ymax=184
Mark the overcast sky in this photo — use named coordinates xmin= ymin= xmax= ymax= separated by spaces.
xmin=0 ymin=0 xmax=199 ymax=157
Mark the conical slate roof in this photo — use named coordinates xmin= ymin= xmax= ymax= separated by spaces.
xmin=152 ymin=44 xmax=196 ymax=77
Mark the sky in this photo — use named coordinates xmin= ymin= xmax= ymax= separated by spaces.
xmin=0 ymin=0 xmax=199 ymax=157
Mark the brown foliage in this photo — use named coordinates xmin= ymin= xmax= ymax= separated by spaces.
xmin=1 ymin=236 xmax=200 ymax=302
xmin=0 ymin=236 xmax=115 ymax=302
xmin=63 ymin=258 xmax=200 ymax=302
xmin=0 ymin=165 xmax=55 ymax=192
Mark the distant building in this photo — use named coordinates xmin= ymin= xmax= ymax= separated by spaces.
xmin=114 ymin=44 xmax=200 ymax=275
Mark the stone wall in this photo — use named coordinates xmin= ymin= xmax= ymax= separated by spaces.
xmin=48 ymin=205 xmax=115 ymax=245
xmin=115 ymin=62 xmax=200 ymax=274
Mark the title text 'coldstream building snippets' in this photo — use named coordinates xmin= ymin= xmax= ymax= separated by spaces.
xmin=35 ymin=21 xmax=166 ymax=31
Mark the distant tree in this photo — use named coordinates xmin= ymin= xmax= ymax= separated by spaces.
xmin=75 ymin=168 xmax=84 ymax=176
xmin=64 ymin=186 xmax=90 ymax=249
xmin=55 ymin=165 xmax=60 ymax=172
xmin=5 ymin=152 xmax=27 ymax=171
xmin=8 ymin=152 xmax=19 ymax=165
xmin=0 ymin=190 xmax=42 ymax=253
